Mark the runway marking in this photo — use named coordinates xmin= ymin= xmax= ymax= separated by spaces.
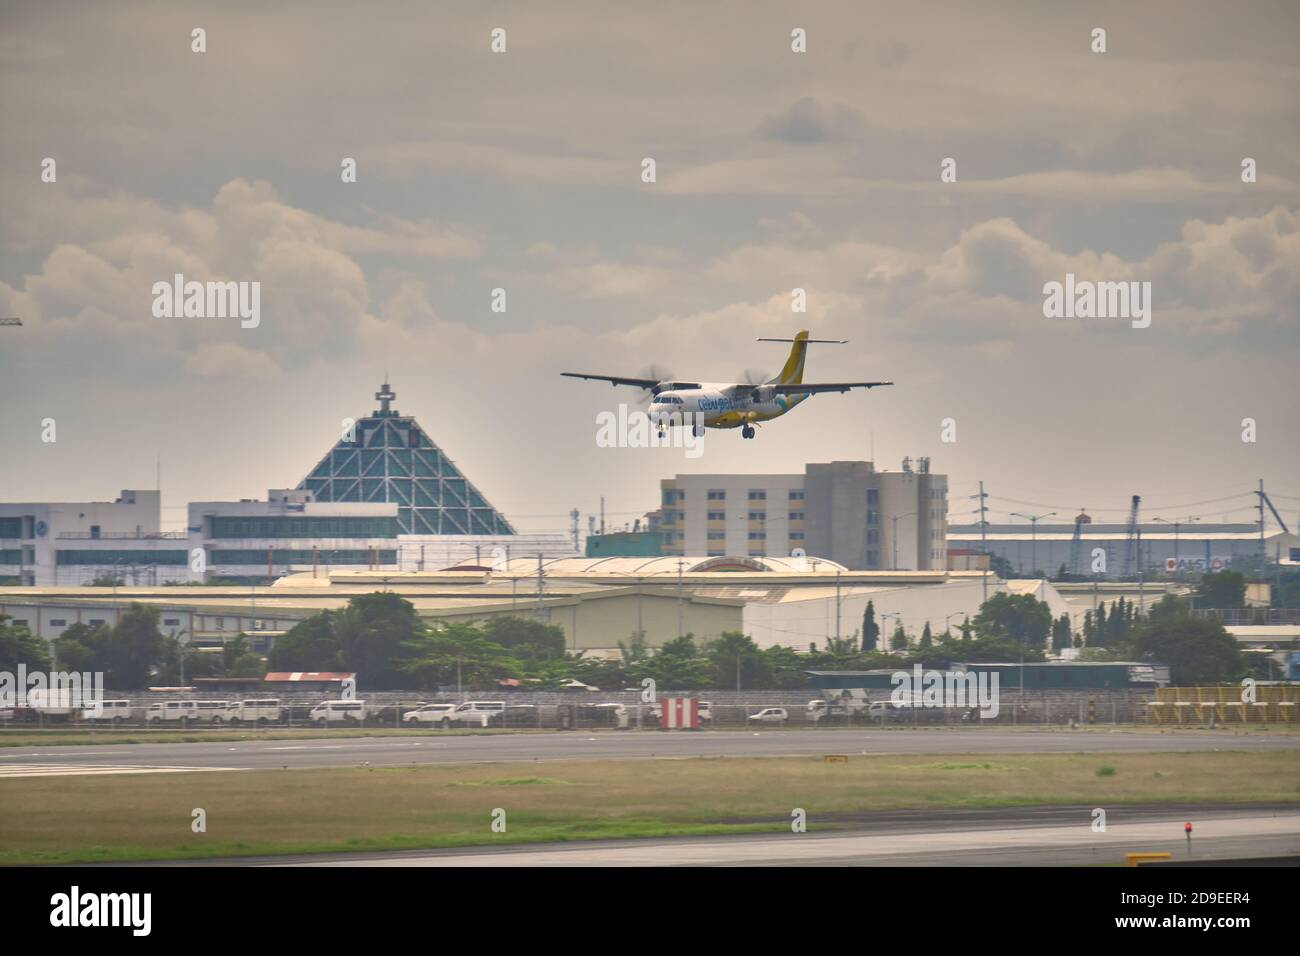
xmin=0 ymin=763 xmax=239 ymax=779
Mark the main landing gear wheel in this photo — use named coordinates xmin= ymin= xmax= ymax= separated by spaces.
xmin=741 ymin=424 xmax=756 ymax=439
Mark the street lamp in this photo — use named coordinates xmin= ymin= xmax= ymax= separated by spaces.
xmin=1152 ymin=516 xmax=1199 ymax=572
xmin=880 ymin=611 xmax=903 ymax=650
xmin=890 ymin=513 xmax=918 ymax=571
xmin=944 ymin=610 xmax=964 ymax=637
xmin=1009 ymin=512 xmax=1056 ymax=577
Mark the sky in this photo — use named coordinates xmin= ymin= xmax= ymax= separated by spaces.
xmin=1 ymin=1 xmax=1298 ymax=536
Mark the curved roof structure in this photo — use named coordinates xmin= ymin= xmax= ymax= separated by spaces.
xmin=493 ymin=554 xmax=848 ymax=576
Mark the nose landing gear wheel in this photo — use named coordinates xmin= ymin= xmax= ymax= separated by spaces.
xmin=741 ymin=424 xmax=755 ymax=439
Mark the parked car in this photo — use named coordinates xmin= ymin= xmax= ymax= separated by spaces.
xmin=698 ymin=700 xmax=714 ymax=721
xmin=747 ymin=707 xmax=789 ymax=724
xmin=402 ymin=703 xmax=456 ymax=725
xmin=310 ymin=700 xmax=367 ymax=724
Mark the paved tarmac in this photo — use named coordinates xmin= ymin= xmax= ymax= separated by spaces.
xmin=2 ymin=728 xmax=1295 ymax=774
xmin=186 ymin=806 xmax=1300 ymax=866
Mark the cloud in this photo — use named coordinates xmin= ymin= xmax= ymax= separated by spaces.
xmin=757 ymin=98 xmax=865 ymax=144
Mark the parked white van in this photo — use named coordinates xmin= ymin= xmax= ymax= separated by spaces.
xmin=402 ymin=703 xmax=456 ymax=726
xmin=310 ymin=700 xmax=367 ymax=724
xmin=448 ymin=700 xmax=505 ymax=727
xmin=193 ymin=700 xmax=229 ymax=724
xmin=218 ymin=699 xmax=283 ymax=724
xmin=82 ymin=700 xmax=132 ymax=723
xmin=147 ymin=700 xmax=198 ymax=724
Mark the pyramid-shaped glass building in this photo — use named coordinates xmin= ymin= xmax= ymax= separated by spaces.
xmin=297 ymin=382 xmax=515 ymax=536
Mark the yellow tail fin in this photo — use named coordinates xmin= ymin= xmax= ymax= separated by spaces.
xmin=774 ymin=330 xmax=810 ymax=385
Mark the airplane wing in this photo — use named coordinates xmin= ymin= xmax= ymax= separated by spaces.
xmin=743 ymin=381 xmax=894 ymax=394
xmin=561 ymin=372 xmax=660 ymax=388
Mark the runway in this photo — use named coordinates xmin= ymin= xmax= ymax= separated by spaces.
xmin=197 ymin=806 xmax=1300 ymax=867
xmin=2 ymin=728 xmax=1294 ymax=773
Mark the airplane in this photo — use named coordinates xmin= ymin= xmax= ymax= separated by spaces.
xmin=562 ymin=330 xmax=893 ymax=439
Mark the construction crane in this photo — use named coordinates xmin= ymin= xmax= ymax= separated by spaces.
xmin=1069 ymin=509 xmax=1091 ymax=576
xmin=1122 ymin=495 xmax=1142 ymax=577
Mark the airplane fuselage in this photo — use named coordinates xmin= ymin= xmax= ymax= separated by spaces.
xmin=648 ymin=383 xmax=809 ymax=430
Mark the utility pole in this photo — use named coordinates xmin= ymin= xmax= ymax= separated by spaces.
xmin=535 ymin=553 xmax=545 ymax=619
xmin=972 ymin=482 xmax=989 ymax=601
xmin=890 ymin=512 xmax=917 ymax=571
xmin=676 ymin=560 xmax=685 ymax=639
xmin=835 ymin=569 xmax=842 ymax=644
xmin=570 ymin=508 xmax=580 ymax=552
xmin=1010 ymin=511 xmax=1056 ymax=577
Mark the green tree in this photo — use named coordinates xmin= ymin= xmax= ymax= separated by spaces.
xmin=103 ymin=604 xmax=169 ymax=689
xmin=972 ymin=593 xmax=1052 ymax=651
xmin=703 ymin=631 xmax=768 ymax=690
xmin=267 ymin=612 xmax=343 ymax=671
xmin=333 ymin=592 xmax=428 ymax=686
xmin=221 ymin=634 xmax=267 ymax=678
xmin=630 ymin=635 xmax=709 ymax=690
xmin=889 ymin=623 xmax=908 ymax=652
xmin=761 ymin=644 xmax=810 ymax=689
xmin=403 ymin=621 xmax=519 ymax=691
xmin=0 ymin=614 xmax=51 ymax=671
xmin=481 ymin=616 xmax=566 ymax=664
xmin=1197 ymin=571 xmax=1246 ymax=609
xmin=1051 ymin=613 xmax=1071 ymax=652
xmin=861 ymin=600 xmax=880 ymax=652
xmin=1128 ymin=615 xmax=1243 ymax=684
xmin=919 ymin=621 xmax=933 ymax=649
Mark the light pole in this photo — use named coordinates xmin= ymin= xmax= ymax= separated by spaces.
xmin=890 ymin=512 xmax=917 ymax=571
xmin=881 ymin=611 xmax=903 ymax=651
xmin=1153 ymin=516 xmax=1199 ymax=572
xmin=1010 ymin=512 xmax=1055 ymax=577
xmin=944 ymin=610 xmax=963 ymax=637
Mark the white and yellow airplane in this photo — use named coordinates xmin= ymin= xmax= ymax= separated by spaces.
xmin=563 ymin=330 xmax=893 ymax=439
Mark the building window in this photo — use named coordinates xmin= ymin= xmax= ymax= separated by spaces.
xmin=748 ymin=531 xmax=766 ymax=540
xmin=215 ymin=617 xmax=224 ymax=630
xmin=49 ymin=619 xmax=67 ymax=627
xmin=867 ymin=489 xmax=879 ymax=504
xmin=748 ymin=490 xmax=766 ymax=501
xmin=789 ymin=532 xmax=804 ymax=541
xmin=707 ymin=532 xmax=725 ymax=541
xmin=88 ymin=619 xmax=105 ymax=626
xmin=867 ymin=510 xmax=879 ymax=526
xmin=748 ymin=511 xmax=765 ymax=521
xmin=707 ymin=489 xmax=726 ymax=500
xmin=789 ymin=511 xmax=804 ymax=521
xmin=788 ymin=490 xmax=804 ymax=500
xmin=164 ymin=618 xmax=181 ymax=626
xmin=707 ymin=511 xmax=725 ymax=520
